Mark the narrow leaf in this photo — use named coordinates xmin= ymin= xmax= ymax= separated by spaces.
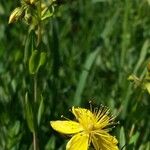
xmin=73 ymin=47 xmax=100 ymax=105
xmin=37 ymin=95 xmax=44 ymax=126
xmin=29 ymin=50 xmax=40 ymax=74
xmin=24 ymin=92 xmax=35 ymax=133
xmin=134 ymin=40 xmax=150 ymax=74
xmin=120 ymin=127 xmax=126 ymax=150
xmin=39 ymin=52 xmax=47 ymax=67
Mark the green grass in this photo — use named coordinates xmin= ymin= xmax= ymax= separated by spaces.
xmin=0 ymin=0 xmax=150 ymax=149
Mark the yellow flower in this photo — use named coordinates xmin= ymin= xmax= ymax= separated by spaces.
xmin=50 ymin=105 xmax=119 ymax=150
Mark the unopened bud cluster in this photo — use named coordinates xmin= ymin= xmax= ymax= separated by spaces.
xmin=8 ymin=0 xmax=60 ymax=26
xmin=24 ymin=0 xmax=38 ymax=5
xmin=128 ymin=62 xmax=150 ymax=95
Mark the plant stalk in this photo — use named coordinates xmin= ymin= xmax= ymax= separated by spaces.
xmin=33 ymin=1 xmax=42 ymax=149
xmin=33 ymin=132 xmax=39 ymax=150
xmin=37 ymin=0 xmax=42 ymax=46
xmin=33 ymin=74 xmax=39 ymax=150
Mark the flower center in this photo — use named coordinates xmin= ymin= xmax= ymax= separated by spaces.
xmin=86 ymin=124 xmax=94 ymax=132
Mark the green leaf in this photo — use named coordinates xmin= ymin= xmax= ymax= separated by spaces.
xmin=129 ymin=132 xmax=140 ymax=145
xmin=45 ymin=136 xmax=56 ymax=150
xmin=145 ymin=142 xmax=150 ymax=150
xmin=134 ymin=40 xmax=150 ymax=74
xmin=7 ymin=121 xmax=22 ymax=150
xmin=24 ymin=92 xmax=35 ymax=133
xmin=39 ymin=52 xmax=47 ymax=68
xmin=29 ymin=50 xmax=40 ymax=74
xmin=24 ymin=31 xmax=35 ymax=64
xmin=128 ymin=74 xmax=141 ymax=87
xmin=139 ymin=142 xmax=150 ymax=150
xmin=120 ymin=127 xmax=126 ymax=150
xmin=144 ymin=82 xmax=150 ymax=94
xmin=147 ymin=0 xmax=150 ymax=5
xmin=37 ymin=95 xmax=44 ymax=126
xmin=73 ymin=47 xmax=101 ymax=105
xmin=9 ymin=121 xmax=20 ymax=137
xmin=41 ymin=8 xmax=54 ymax=21
xmin=29 ymin=50 xmax=47 ymax=74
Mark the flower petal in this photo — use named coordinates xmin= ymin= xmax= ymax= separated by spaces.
xmin=50 ymin=120 xmax=83 ymax=134
xmin=92 ymin=131 xmax=119 ymax=150
xmin=66 ymin=132 xmax=89 ymax=150
xmin=72 ymin=107 xmax=96 ymax=126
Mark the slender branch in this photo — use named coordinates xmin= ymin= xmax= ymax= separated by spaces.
xmin=33 ymin=132 xmax=38 ymax=150
xmin=33 ymin=74 xmax=39 ymax=150
xmin=37 ymin=0 xmax=42 ymax=46
xmin=37 ymin=24 xmax=42 ymax=46
xmin=34 ymin=75 xmax=37 ymax=103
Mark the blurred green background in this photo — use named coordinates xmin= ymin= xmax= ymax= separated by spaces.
xmin=0 ymin=0 xmax=150 ymax=149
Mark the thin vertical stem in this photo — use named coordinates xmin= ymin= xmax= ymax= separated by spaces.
xmin=33 ymin=1 xmax=42 ymax=149
xmin=33 ymin=132 xmax=38 ymax=150
xmin=119 ymin=0 xmax=131 ymax=85
xmin=33 ymin=74 xmax=39 ymax=150
xmin=34 ymin=75 xmax=37 ymax=103
xmin=37 ymin=25 xmax=41 ymax=47
xmin=37 ymin=0 xmax=42 ymax=46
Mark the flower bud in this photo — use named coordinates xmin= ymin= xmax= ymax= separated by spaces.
xmin=8 ymin=7 xmax=24 ymax=24
xmin=30 ymin=0 xmax=38 ymax=4
xmin=24 ymin=10 xmax=32 ymax=24
xmin=23 ymin=0 xmax=38 ymax=5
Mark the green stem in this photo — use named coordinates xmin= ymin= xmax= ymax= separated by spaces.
xmin=37 ymin=24 xmax=41 ymax=47
xmin=33 ymin=132 xmax=38 ymax=150
xmin=33 ymin=74 xmax=39 ymax=150
xmin=37 ymin=0 xmax=42 ymax=46
xmin=33 ymin=1 xmax=42 ymax=149
xmin=34 ymin=75 xmax=37 ymax=103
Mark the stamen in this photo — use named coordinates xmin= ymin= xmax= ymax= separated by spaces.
xmin=93 ymin=131 xmax=110 ymax=138
xmin=94 ymin=107 xmax=98 ymax=114
xmin=96 ymin=107 xmax=110 ymax=121
xmin=89 ymin=101 xmax=93 ymax=112
xmin=61 ymin=115 xmax=71 ymax=121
